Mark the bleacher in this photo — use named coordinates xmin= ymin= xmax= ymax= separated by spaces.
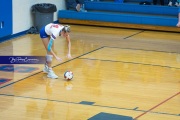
xmin=58 ymin=0 xmax=180 ymax=32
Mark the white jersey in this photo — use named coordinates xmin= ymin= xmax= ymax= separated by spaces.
xmin=45 ymin=23 xmax=64 ymax=40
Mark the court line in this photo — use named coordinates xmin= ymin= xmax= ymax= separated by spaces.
xmin=0 ymin=46 xmax=105 ymax=89
xmin=0 ymin=93 xmax=179 ymax=117
xmin=104 ymin=46 xmax=180 ymax=54
xmin=134 ymin=92 xmax=180 ymax=120
xmin=78 ymin=58 xmax=180 ymax=70
xmin=0 ymin=46 xmax=179 ymax=118
xmin=123 ymin=30 xmax=145 ymax=39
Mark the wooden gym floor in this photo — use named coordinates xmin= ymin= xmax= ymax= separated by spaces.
xmin=0 ymin=25 xmax=179 ymax=120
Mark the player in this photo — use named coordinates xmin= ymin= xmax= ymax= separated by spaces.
xmin=40 ymin=23 xmax=72 ymax=79
xmin=177 ymin=8 xmax=180 ymax=27
xmin=66 ymin=0 xmax=87 ymax=12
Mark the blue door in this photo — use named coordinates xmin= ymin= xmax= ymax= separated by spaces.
xmin=0 ymin=0 xmax=12 ymax=38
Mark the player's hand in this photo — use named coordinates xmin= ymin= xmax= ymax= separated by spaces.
xmin=67 ymin=53 xmax=72 ymax=59
xmin=55 ymin=56 xmax=63 ymax=62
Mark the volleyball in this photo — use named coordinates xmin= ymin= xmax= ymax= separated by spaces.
xmin=64 ymin=71 xmax=73 ymax=80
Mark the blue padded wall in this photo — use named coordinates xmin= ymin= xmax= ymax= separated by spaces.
xmin=0 ymin=0 xmax=12 ymax=38
xmin=58 ymin=10 xmax=177 ymax=26
xmin=58 ymin=1 xmax=178 ymax=27
xmin=84 ymin=2 xmax=178 ymax=16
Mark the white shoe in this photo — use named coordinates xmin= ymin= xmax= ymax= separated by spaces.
xmin=80 ymin=4 xmax=87 ymax=12
xmin=175 ymin=2 xmax=179 ymax=6
xmin=43 ymin=63 xmax=48 ymax=73
xmin=168 ymin=1 xmax=172 ymax=6
xmin=47 ymin=68 xmax=58 ymax=79
xmin=177 ymin=2 xmax=180 ymax=6
xmin=80 ymin=8 xmax=87 ymax=12
xmin=76 ymin=4 xmax=81 ymax=12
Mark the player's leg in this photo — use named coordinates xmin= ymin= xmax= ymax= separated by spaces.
xmin=177 ymin=13 xmax=180 ymax=27
xmin=41 ymin=38 xmax=58 ymax=79
xmin=41 ymin=37 xmax=52 ymax=67
xmin=77 ymin=0 xmax=87 ymax=12
xmin=40 ymin=27 xmax=58 ymax=79
xmin=66 ymin=0 xmax=81 ymax=11
xmin=160 ymin=0 xmax=164 ymax=5
xmin=77 ymin=0 xmax=84 ymax=4
xmin=177 ymin=8 xmax=180 ymax=27
xmin=153 ymin=0 xmax=157 ymax=5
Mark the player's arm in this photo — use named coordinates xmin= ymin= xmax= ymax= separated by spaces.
xmin=65 ymin=34 xmax=72 ymax=58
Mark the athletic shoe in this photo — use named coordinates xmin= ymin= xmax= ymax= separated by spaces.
xmin=80 ymin=8 xmax=87 ymax=12
xmin=168 ymin=1 xmax=172 ymax=6
xmin=76 ymin=4 xmax=81 ymax=12
xmin=80 ymin=4 xmax=87 ymax=12
xmin=47 ymin=68 xmax=58 ymax=79
xmin=175 ymin=2 xmax=179 ymax=6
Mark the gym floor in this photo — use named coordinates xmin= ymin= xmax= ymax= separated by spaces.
xmin=0 ymin=25 xmax=179 ymax=120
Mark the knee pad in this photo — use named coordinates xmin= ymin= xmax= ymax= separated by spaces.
xmin=46 ymin=55 xmax=53 ymax=62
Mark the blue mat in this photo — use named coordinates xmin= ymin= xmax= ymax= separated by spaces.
xmin=88 ymin=112 xmax=133 ymax=120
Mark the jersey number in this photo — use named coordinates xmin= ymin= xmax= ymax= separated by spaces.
xmin=50 ymin=24 xmax=59 ymax=28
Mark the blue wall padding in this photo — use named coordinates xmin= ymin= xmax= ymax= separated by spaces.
xmin=87 ymin=0 xmax=169 ymax=7
xmin=58 ymin=10 xmax=177 ymax=26
xmin=0 ymin=0 xmax=12 ymax=38
xmin=84 ymin=2 xmax=178 ymax=16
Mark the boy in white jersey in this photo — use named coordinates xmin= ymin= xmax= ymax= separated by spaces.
xmin=40 ymin=23 xmax=72 ymax=79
